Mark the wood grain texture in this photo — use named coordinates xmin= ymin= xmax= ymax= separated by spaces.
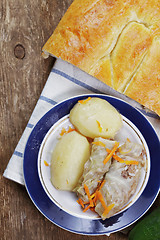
xmin=0 ymin=0 xmax=159 ymax=240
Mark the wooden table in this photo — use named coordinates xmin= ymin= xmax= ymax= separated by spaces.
xmin=1 ymin=1 xmax=159 ymax=239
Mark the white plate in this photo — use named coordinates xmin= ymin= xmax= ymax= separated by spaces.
xmin=38 ymin=114 xmax=150 ymax=219
xmin=23 ymin=94 xmax=160 ymax=235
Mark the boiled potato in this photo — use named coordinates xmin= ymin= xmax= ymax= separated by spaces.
xmin=70 ymin=97 xmax=122 ymax=139
xmin=51 ymin=131 xmax=90 ymax=191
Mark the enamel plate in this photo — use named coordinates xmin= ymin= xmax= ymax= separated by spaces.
xmin=23 ymin=94 xmax=160 ymax=235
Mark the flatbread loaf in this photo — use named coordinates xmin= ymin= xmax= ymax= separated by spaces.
xmin=42 ymin=0 xmax=160 ymax=116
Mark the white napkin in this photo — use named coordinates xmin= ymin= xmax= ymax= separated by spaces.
xmin=3 ymin=58 xmax=160 ymax=185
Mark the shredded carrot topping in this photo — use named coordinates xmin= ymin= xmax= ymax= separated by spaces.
xmin=92 ymin=141 xmax=106 ymax=148
xmin=60 ymin=126 xmax=75 ymax=136
xmin=90 ymin=180 xmax=106 ymax=201
xmin=84 ymin=184 xmax=94 ymax=207
xmin=96 ymin=120 xmax=102 ymax=132
xmin=83 ymin=204 xmax=91 ymax=212
xmin=77 ymin=180 xmax=114 ymax=218
xmin=77 ymin=198 xmax=85 ymax=209
xmin=60 ymin=127 xmax=66 ymax=136
xmin=78 ymin=97 xmax=91 ymax=104
xmin=125 ymin=160 xmax=139 ymax=165
xmin=92 ymin=193 xmax=98 ymax=205
xmin=102 ymin=203 xmax=115 ymax=219
xmin=96 ymin=191 xmax=107 ymax=209
xmin=96 ymin=191 xmax=115 ymax=218
xmin=68 ymin=126 xmax=75 ymax=133
xmin=99 ymin=179 xmax=106 ymax=190
xmin=89 ymin=207 xmax=96 ymax=213
xmin=103 ymin=142 xmax=119 ymax=165
xmin=44 ymin=160 xmax=49 ymax=166
xmin=97 ymin=180 xmax=102 ymax=183
xmin=106 ymin=149 xmax=139 ymax=165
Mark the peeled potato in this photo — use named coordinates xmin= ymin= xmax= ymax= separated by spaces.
xmin=51 ymin=131 xmax=90 ymax=191
xmin=70 ymin=97 xmax=122 ymax=139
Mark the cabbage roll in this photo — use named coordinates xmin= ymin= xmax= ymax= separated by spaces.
xmin=95 ymin=140 xmax=145 ymax=220
xmin=75 ymin=138 xmax=117 ymax=202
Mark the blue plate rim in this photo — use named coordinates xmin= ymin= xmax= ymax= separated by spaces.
xmin=23 ymin=93 xmax=160 ymax=235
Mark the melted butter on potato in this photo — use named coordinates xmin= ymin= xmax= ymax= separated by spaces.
xmin=70 ymin=97 xmax=122 ymax=139
xmin=51 ymin=131 xmax=90 ymax=191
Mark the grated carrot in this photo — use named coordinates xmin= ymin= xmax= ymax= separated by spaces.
xmin=96 ymin=191 xmax=107 ymax=210
xmin=83 ymin=201 xmax=90 ymax=205
xmin=92 ymin=193 xmax=98 ymax=205
xmin=96 ymin=191 xmax=114 ymax=218
xmin=77 ymin=198 xmax=85 ymax=209
xmin=92 ymin=141 xmax=106 ymax=148
xmin=99 ymin=179 xmax=106 ymax=190
xmin=44 ymin=160 xmax=49 ymax=166
xmin=84 ymin=184 xmax=94 ymax=207
xmin=106 ymin=149 xmax=139 ymax=165
xmin=97 ymin=180 xmax=102 ymax=183
xmin=78 ymin=97 xmax=91 ymax=104
xmin=60 ymin=127 xmax=66 ymax=136
xmin=60 ymin=126 xmax=75 ymax=136
xmin=89 ymin=207 xmax=96 ymax=213
xmin=96 ymin=120 xmax=102 ymax=132
xmin=91 ymin=180 xmax=106 ymax=206
xmin=77 ymin=181 xmax=113 ymax=218
xmin=68 ymin=126 xmax=75 ymax=133
xmin=102 ymin=203 xmax=115 ymax=219
xmin=90 ymin=179 xmax=106 ymax=199
xmin=103 ymin=142 xmax=119 ymax=165
xmin=125 ymin=160 xmax=139 ymax=165
xmin=83 ymin=204 xmax=91 ymax=212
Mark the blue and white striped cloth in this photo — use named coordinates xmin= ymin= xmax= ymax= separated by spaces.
xmin=3 ymin=58 xmax=160 ymax=185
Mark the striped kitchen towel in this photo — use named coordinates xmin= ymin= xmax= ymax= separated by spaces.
xmin=3 ymin=58 xmax=160 ymax=185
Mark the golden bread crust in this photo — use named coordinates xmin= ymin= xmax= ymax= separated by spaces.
xmin=42 ymin=0 xmax=160 ymax=116
xmin=124 ymin=39 xmax=160 ymax=114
